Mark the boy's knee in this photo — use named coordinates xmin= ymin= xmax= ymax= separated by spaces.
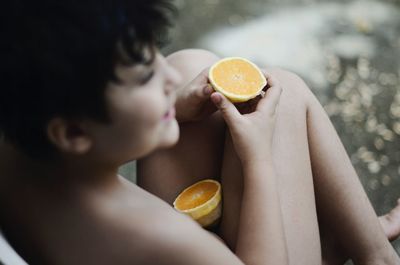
xmin=166 ymin=49 xmax=220 ymax=85
xmin=266 ymin=67 xmax=314 ymax=109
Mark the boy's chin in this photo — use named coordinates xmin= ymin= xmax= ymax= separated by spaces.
xmin=159 ymin=120 xmax=180 ymax=148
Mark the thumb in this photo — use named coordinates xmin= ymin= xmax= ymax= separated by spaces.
xmin=211 ymin=92 xmax=241 ymax=126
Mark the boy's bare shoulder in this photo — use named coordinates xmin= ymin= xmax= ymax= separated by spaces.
xmin=98 ymin=205 xmax=239 ymax=265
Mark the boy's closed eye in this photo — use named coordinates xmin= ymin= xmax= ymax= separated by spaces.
xmin=116 ymin=65 xmax=155 ymax=87
xmin=139 ymin=70 xmax=155 ymax=85
xmin=138 ymin=48 xmax=157 ymax=85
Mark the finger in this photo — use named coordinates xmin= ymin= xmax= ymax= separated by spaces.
xmin=261 ymin=71 xmax=279 ymax=89
xmin=191 ymin=68 xmax=214 ymax=99
xmin=210 ymin=92 xmax=241 ymax=126
xmin=256 ymin=76 xmax=283 ymax=116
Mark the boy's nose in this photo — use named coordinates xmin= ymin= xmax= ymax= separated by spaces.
xmin=164 ymin=64 xmax=182 ymax=94
xmin=157 ymin=53 xmax=181 ymax=94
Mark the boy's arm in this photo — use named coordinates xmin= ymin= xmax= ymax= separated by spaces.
xmin=209 ymin=81 xmax=288 ymax=265
xmin=137 ymin=130 xmax=288 ymax=265
xmin=138 ymin=220 xmax=246 ymax=265
xmin=138 ymin=164 xmax=287 ymax=265
xmin=137 ymin=157 xmax=288 ymax=265
xmin=235 ymin=161 xmax=288 ymax=265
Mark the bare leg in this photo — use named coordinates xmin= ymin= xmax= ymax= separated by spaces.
xmin=381 ymin=199 xmax=400 ymax=241
xmin=305 ymin=78 xmax=398 ymax=264
xmin=320 ymin=201 xmax=400 ymax=265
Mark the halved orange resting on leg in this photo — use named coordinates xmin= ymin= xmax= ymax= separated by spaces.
xmin=173 ymin=179 xmax=222 ymax=228
xmin=209 ymin=57 xmax=267 ymax=103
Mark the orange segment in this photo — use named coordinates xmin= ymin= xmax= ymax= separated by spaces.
xmin=173 ymin=179 xmax=222 ymax=228
xmin=209 ymin=57 xmax=267 ymax=103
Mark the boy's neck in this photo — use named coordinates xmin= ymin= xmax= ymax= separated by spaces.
xmin=0 ymin=143 xmax=120 ymax=194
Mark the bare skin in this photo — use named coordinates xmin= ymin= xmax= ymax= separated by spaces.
xmin=0 ymin=50 xmax=289 ymax=265
xmin=138 ymin=49 xmax=400 ymax=265
xmin=321 ymin=200 xmax=400 ymax=265
xmin=382 ymin=200 xmax=400 ymax=241
xmin=0 ymin=152 xmax=243 ymax=265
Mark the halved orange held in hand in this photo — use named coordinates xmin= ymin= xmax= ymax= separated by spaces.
xmin=209 ymin=57 xmax=267 ymax=103
xmin=173 ymin=179 xmax=222 ymax=228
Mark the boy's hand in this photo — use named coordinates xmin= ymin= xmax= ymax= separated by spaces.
xmin=175 ymin=68 xmax=217 ymax=123
xmin=210 ymin=73 xmax=282 ymax=166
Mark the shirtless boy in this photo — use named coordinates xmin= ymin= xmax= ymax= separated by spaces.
xmin=0 ymin=1 xmax=399 ymax=265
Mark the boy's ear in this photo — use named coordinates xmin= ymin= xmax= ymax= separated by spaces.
xmin=47 ymin=118 xmax=92 ymax=155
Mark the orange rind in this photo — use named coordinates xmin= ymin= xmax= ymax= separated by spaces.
xmin=173 ymin=179 xmax=222 ymax=228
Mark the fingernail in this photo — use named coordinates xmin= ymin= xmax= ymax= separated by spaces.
xmin=212 ymin=94 xmax=222 ymax=105
xmin=204 ymin=85 xmax=213 ymax=95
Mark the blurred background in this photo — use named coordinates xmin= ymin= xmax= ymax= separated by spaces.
xmin=119 ymin=0 xmax=400 ymax=257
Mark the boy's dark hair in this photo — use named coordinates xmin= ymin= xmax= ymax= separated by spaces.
xmin=0 ymin=0 xmax=175 ymax=158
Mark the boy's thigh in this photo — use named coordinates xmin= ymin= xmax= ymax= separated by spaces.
xmin=137 ymin=49 xmax=225 ymax=204
xmin=166 ymin=49 xmax=218 ymax=84
xmin=269 ymin=68 xmax=322 ymax=264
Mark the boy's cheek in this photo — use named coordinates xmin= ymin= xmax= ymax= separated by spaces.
xmin=139 ymin=103 xmax=167 ymax=125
